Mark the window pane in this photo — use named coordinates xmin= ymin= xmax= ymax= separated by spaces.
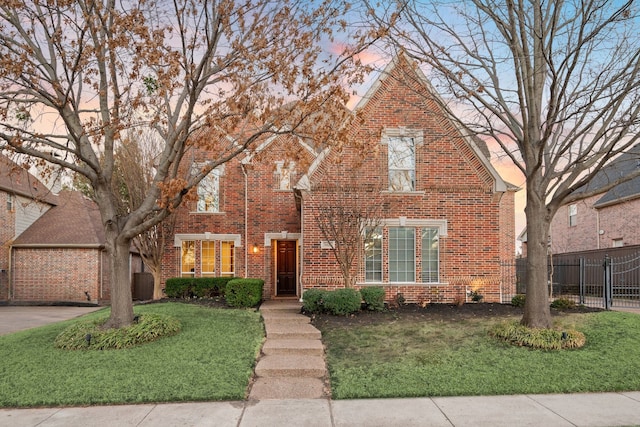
xmin=389 ymin=227 xmax=415 ymax=282
xmin=221 ymin=241 xmax=235 ymax=277
xmin=201 ymin=241 xmax=215 ymax=276
xmin=364 ymin=227 xmax=382 ymax=282
xmin=388 ymin=137 xmax=415 ymax=191
xmin=421 ymin=228 xmax=439 ymax=283
xmin=181 ymin=241 xmax=195 ymax=277
xmin=196 ymin=168 xmax=220 ymax=212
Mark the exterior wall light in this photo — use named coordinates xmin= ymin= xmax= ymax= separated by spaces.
xmin=252 ymin=244 xmax=259 ymax=254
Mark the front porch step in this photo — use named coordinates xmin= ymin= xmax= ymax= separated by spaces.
xmin=262 ymin=339 xmax=324 ymax=356
xmin=259 ymin=301 xmax=303 ymax=313
xmin=254 ymin=355 xmax=326 ymax=378
xmin=249 ymin=377 xmax=327 ymax=400
xmin=262 ymin=311 xmax=310 ymax=324
xmin=264 ymin=323 xmax=321 ymax=340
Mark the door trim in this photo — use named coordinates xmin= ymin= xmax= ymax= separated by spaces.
xmin=274 ymin=239 xmax=298 ymax=297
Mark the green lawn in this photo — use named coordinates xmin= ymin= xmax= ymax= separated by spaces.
xmin=318 ymin=310 xmax=640 ymax=399
xmin=0 ymin=303 xmax=264 ymax=407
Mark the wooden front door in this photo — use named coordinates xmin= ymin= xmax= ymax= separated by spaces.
xmin=276 ymin=240 xmax=297 ymax=296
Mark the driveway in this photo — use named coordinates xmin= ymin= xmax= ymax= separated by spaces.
xmin=0 ymin=306 xmax=102 ymax=335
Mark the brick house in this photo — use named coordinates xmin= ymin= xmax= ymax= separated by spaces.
xmin=163 ymin=55 xmax=516 ymax=304
xmin=1 ymin=155 xmax=144 ymax=305
xmin=547 ymin=144 xmax=640 ymax=254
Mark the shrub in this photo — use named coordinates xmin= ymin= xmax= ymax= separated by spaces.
xmin=323 ymin=288 xmax=362 ymax=316
xmin=511 ymin=294 xmax=526 ymax=307
xmin=225 ymin=278 xmax=264 ymax=308
xmin=54 ymin=313 xmax=181 ymax=350
xmin=360 ymin=286 xmax=385 ymax=311
xmin=551 ymin=297 xmax=576 ymax=309
xmin=490 ymin=321 xmax=586 ymax=350
xmin=165 ymin=277 xmax=234 ymax=299
xmin=303 ymin=289 xmax=327 ymax=314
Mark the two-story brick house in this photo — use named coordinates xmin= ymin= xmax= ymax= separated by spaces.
xmin=548 ymin=144 xmax=640 ymax=254
xmin=163 ymin=55 xmax=516 ymax=304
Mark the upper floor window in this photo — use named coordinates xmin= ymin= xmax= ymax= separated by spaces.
xmin=275 ymin=161 xmax=294 ymax=190
xmin=388 ymin=137 xmax=416 ymax=192
xmin=568 ymin=204 xmax=577 ymax=227
xmin=612 ymin=238 xmax=623 ymax=248
xmin=7 ymin=194 xmax=13 ymax=211
xmin=195 ymin=167 xmax=221 ymax=213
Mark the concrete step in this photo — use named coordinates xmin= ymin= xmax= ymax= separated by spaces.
xmin=262 ymin=339 xmax=324 ymax=356
xmin=254 ymin=355 xmax=326 ymax=378
xmin=259 ymin=301 xmax=303 ymax=313
xmin=249 ymin=377 xmax=327 ymax=400
xmin=265 ymin=323 xmax=321 ymax=340
xmin=261 ymin=311 xmax=310 ymax=324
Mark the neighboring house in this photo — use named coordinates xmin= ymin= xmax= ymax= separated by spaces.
xmin=0 ymin=155 xmax=57 ymax=302
xmin=0 ymin=154 xmax=144 ymax=305
xmin=548 ymin=144 xmax=640 ymax=254
xmin=162 ymin=55 xmax=517 ymax=304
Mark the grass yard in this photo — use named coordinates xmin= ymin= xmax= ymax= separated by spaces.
xmin=0 ymin=302 xmax=264 ymax=407
xmin=316 ymin=308 xmax=640 ymax=399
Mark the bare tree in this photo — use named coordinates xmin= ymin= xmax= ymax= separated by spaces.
xmin=310 ymin=181 xmax=384 ymax=288
xmin=367 ymin=0 xmax=640 ymax=328
xmin=0 ymin=0 xmax=372 ymax=328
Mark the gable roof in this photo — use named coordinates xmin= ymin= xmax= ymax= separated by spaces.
xmin=298 ymin=53 xmax=507 ymax=193
xmin=582 ymin=144 xmax=640 ymax=208
xmin=0 ymin=154 xmax=58 ymax=205
xmin=12 ymin=190 xmax=104 ymax=247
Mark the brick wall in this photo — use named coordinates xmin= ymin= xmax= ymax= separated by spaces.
xmin=550 ymin=195 xmax=640 ymax=253
xmin=0 ymin=191 xmax=14 ymax=301
xmin=300 ymin=55 xmax=510 ymax=304
xmin=12 ymin=247 xmax=101 ymax=303
xmin=162 ymin=134 xmax=313 ymax=299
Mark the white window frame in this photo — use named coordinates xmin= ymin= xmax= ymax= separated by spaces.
xmin=388 ymin=227 xmax=416 ymax=283
xmin=201 ymin=240 xmax=216 ymax=277
xmin=221 ymin=241 xmax=235 ymax=277
xmin=193 ymin=164 xmax=223 ymax=213
xmin=381 ymin=128 xmax=423 ymax=193
xmin=568 ymin=204 xmax=577 ymax=227
xmin=421 ymin=227 xmax=440 ymax=283
xmin=364 ymin=227 xmax=383 ymax=282
xmin=181 ymin=240 xmax=195 ymax=277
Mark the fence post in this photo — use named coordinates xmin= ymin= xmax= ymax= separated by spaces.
xmin=579 ymin=257 xmax=584 ymax=305
xmin=603 ymin=255 xmax=612 ymax=310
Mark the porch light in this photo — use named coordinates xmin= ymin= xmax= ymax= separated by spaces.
xmin=252 ymin=244 xmax=259 ymax=254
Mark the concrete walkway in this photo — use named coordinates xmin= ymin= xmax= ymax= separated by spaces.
xmin=3 ymin=392 xmax=640 ymax=426
xmin=249 ymin=300 xmax=328 ymax=399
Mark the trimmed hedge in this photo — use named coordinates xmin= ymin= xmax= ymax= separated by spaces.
xmin=164 ymin=277 xmax=234 ymax=299
xmin=360 ymin=286 xmax=385 ymax=311
xmin=225 ymin=279 xmax=264 ymax=308
xmin=323 ymin=288 xmax=362 ymax=316
xmin=302 ymin=289 xmax=327 ymax=314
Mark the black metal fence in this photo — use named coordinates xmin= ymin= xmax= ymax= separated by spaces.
xmin=501 ymin=245 xmax=640 ymax=309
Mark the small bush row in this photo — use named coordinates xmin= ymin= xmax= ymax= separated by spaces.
xmin=54 ymin=313 xmax=181 ymax=350
xmin=511 ymin=295 xmax=578 ymax=310
xmin=303 ymin=286 xmax=386 ymax=316
xmin=164 ymin=277 xmax=263 ymax=308
xmin=490 ymin=320 xmax=586 ymax=350
xmin=164 ymin=277 xmax=234 ymax=299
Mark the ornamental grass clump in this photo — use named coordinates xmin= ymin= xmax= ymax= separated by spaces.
xmin=490 ymin=321 xmax=586 ymax=350
xmin=54 ymin=313 xmax=181 ymax=350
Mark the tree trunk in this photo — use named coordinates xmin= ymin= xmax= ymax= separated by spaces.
xmin=105 ymin=236 xmax=135 ymax=329
xmin=152 ymin=269 xmax=163 ymax=300
xmin=521 ymin=185 xmax=553 ymax=328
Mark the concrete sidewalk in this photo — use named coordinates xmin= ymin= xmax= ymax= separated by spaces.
xmin=2 ymin=392 xmax=640 ymax=426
